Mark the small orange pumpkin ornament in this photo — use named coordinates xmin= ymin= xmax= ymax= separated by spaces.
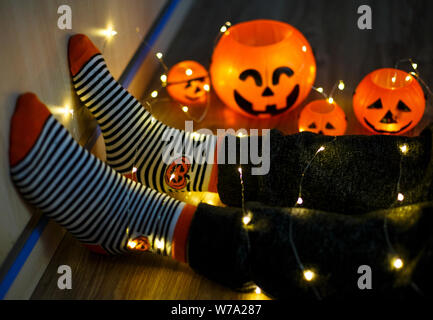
xmin=166 ymin=60 xmax=210 ymax=106
xmin=210 ymin=19 xmax=316 ymax=118
xmin=298 ymin=100 xmax=347 ymax=135
xmin=353 ymin=68 xmax=425 ymax=135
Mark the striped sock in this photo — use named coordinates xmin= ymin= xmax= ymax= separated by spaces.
xmin=68 ymin=34 xmax=218 ymax=193
xmin=9 ymin=93 xmax=196 ymax=262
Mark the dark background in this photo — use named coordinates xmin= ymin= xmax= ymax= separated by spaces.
xmin=147 ymin=0 xmax=433 ymax=136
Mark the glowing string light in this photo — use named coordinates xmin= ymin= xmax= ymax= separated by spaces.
xmin=155 ymin=239 xmax=164 ymax=250
xmin=127 ymin=239 xmax=137 ymax=249
xmin=338 ymin=80 xmax=345 ymax=91
xmin=182 ymin=106 xmax=189 ymax=113
xmin=156 ymin=52 xmax=163 ymax=60
xmin=303 ymin=270 xmax=315 ymax=282
xmin=150 ymin=90 xmax=158 ymax=98
xmin=185 ymin=68 xmax=193 ymax=76
xmin=392 ymin=257 xmax=404 ymax=270
xmin=255 ymin=287 xmax=262 ymax=294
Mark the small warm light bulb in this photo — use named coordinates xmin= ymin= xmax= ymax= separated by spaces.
xmin=182 ymin=106 xmax=189 ymax=112
xmin=160 ymin=74 xmax=167 ymax=83
xmin=316 ymin=87 xmax=324 ymax=93
xmin=412 ymin=63 xmax=418 ymax=70
xmin=169 ymin=173 xmax=176 ymax=181
xmin=103 ymin=27 xmax=117 ymax=38
xmin=238 ymin=167 xmax=242 ymax=175
xmin=191 ymin=132 xmax=200 ymax=140
xmin=391 ymin=76 xmax=396 ymax=83
xmin=203 ymin=84 xmax=210 ymax=92
xmin=237 ymin=132 xmax=244 ymax=137
xmin=399 ymin=144 xmax=408 ymax=154
xmin=127 ymin=239 xmax=137 ymax=249
xmin=155 ymin=239 xmax=164 ymax=249
xmin=185 ymin=68 xmax=193 ymax=76
xmin=392 ymin=257 xmax=404 ymax=269
xmin=156 ymin=52 xmax=163 ymax=60
xmin=225 ymin=21 xmax=232 ymax=26
xmin=327 ymin=97 xmax=334 ymax=104
xmin=302 ymin=45 xmax=307 ymax=52
xmin=338 ymin=80 xmax=345 ymax=91
xmin=303 ymin=270 xmax=315 ymax=281
xmin=297 ymin=197 xmax=303 ymax=205
xmin=151 ymin=116 xmax=156 ymax=124
xmin=220 ymin=25 xmax=228 ymax=33
xmin=151 ymin=90 xmax=158 ymax=98
xmin=63 ymin=105 xmax=73 ymax=116
xmin=410 ymin=71 xmax=417 ymax=76
xmin=242 ymin=215 xmax=251 ymax=226
xmin=405 ymin=75 xmax=411 ymax=82
xmin=397 ymin=193 xmax=404 ymax=202
xmin=317 ymin=146 xmax=325 ymax=152
xmin=255 ymin=286 xmax=261 ymax=294
xmin=132 ymin=167 xmax=138 ymax=173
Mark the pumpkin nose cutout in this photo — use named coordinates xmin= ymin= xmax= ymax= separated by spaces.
xmin=380 ymin=110 xmax=397 ymax=124
xmin=262 ymin=87 xmax=274 ymax=97
xmin=195 ymin=87 xmax=201 ymax=93
xmin=318 ymin=130 xmax=324 ymax=135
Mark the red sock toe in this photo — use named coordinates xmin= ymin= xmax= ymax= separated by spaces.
xmin=68 ymin=34 xmax=101 ymax=77
xmin=9 ymin=93 xmax=51 ymax=167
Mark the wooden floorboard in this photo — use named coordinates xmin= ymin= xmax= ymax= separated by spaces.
xmin=32 ymin=0 xmax=433 ymax=299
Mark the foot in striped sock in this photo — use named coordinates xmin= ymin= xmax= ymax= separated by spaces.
xmin=9 ymin=93 xmax=196 ymax=262
xmin=68 ymin=34 xmax=218 ymax=193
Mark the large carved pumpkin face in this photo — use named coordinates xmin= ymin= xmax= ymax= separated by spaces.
xmin=298 ymin=100 xmax=347 ymax=135
xmin=167 ymin=60 xmax=210 ymax=106
xmin=353 ymin=68 xmax=425 ymax=135
xmin=210 ymin=19 xmax=316 ymax=118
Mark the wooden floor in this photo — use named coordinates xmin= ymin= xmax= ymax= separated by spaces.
xmin=32 ymin=0 xmax=433 ymax=299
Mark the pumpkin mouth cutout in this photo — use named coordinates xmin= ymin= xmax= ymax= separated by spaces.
xmin=234 ymin=84 xmax=300 ymax=116
xmin=364 ymin=117 xmax=413 ymax=134
xmin=230 ymin=20 xmax=290 ymax=47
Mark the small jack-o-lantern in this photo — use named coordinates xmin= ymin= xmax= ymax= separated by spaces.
xmin=298 ymin=100 xmax=347 ymax=135
xmin=167 ymin=60 xmax=210 ymax=106
xmin=353 ymin=68 xmax=425 ymax=135
xmin=210 ymin=19 xmax=316 ymax=118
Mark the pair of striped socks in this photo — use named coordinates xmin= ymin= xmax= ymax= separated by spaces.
xmin=9 ymin=34 xmax=221 ymax=263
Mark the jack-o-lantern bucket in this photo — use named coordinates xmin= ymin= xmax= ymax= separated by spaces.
xmin=210 ymin=19 xmax=316 ymax=118
xmin=298 ymin=99 xmax=347 ymax=135
xmin=353 ymin=68 xmax=425 ymax=135
xmin=167 ymin=60 xmax=210 ymax=106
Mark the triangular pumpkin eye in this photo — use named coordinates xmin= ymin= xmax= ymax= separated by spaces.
xmin=367 ymin=99 xmax=383 ymax=109
xmin=308 ymin=122 xmax=317 ymax=129
xmin=397 ymin=100 xmax=411 ymax=112
xmin=325 ymin=122 xmax=335 ymax=129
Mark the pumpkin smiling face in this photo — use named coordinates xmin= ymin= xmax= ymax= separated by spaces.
xmin=298 ymin=100 xmax=347 ymax=135
xmin=210 ymin=19 xmax=316 ymax=118
xmin=353 ymin=68 xmax=425 ymax=135
xmin=167 ymin=60 xmax=210 ymax=106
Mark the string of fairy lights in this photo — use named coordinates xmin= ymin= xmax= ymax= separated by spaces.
xmin=103 ymin=21 xmax=433 ymax=297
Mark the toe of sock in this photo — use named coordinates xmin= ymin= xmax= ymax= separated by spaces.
xmin=68 ymin=34 xmax=101 ymax=77
xmin=10 ymin=93 xmax=51 ymax=167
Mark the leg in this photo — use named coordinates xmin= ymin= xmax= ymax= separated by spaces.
xmin=68 ymin=35 xmax=218 ymax=193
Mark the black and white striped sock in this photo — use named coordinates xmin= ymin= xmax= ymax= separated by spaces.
xmin=69 ymin=35 xmax=218 ymax=193
xmin=10 ymin=93 xmax=196 ymax=261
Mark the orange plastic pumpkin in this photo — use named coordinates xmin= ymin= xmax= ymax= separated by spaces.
xmin=210 ymin=19 xmax=316 ymax=118
xmin=353 ymin=68 xmax=425 ymax=135
xmin=167 ymin=60 xmax=210 ymax=106
xmin=298 ymin=100 xmax=347 ymax=135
